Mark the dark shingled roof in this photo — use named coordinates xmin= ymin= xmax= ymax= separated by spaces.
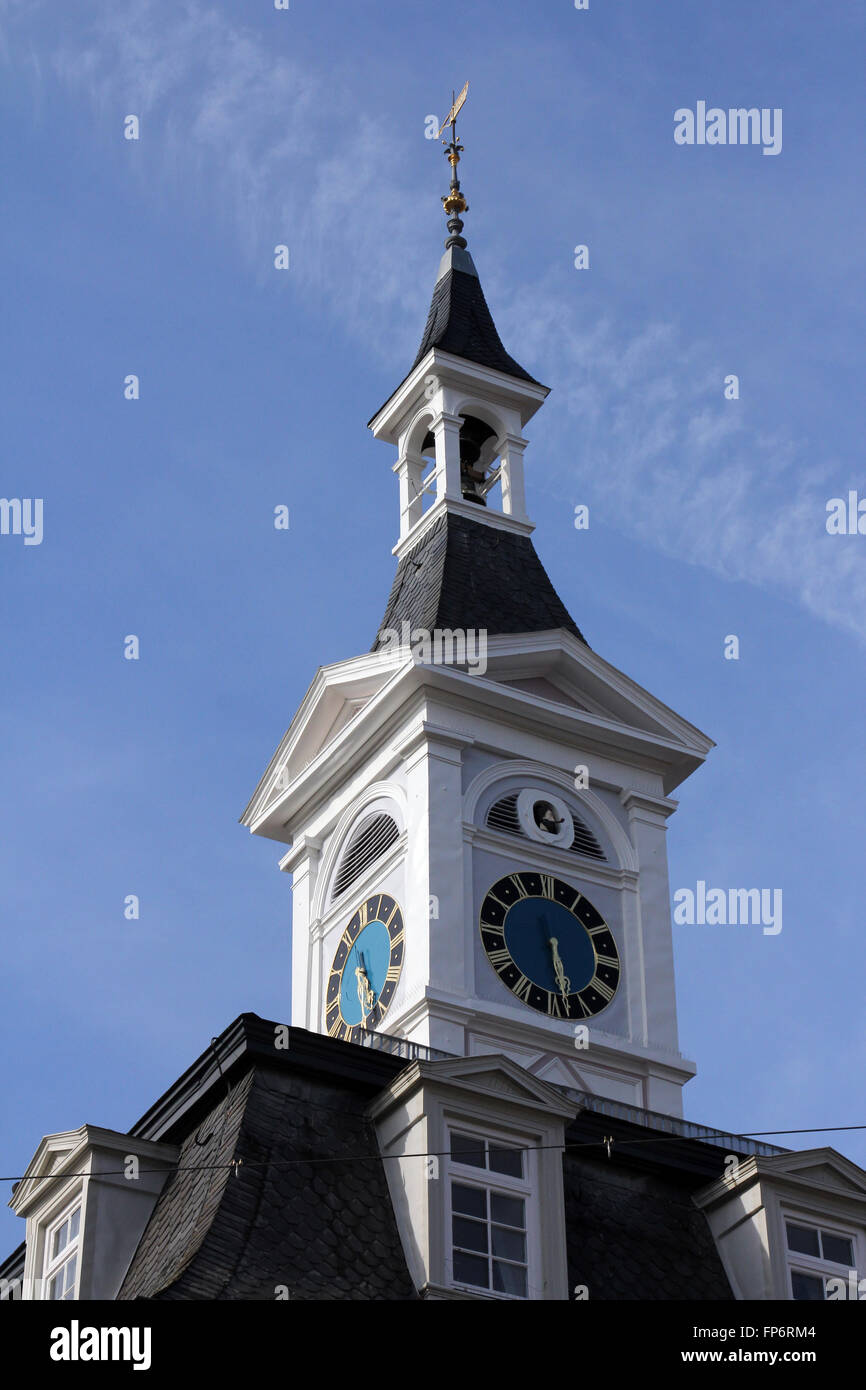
xmin=412 ymin=264 xmax=539 ymax=385
xmin=118 ymin=1027 xmax=417 ymax=1302
xmin=105 ymin=1016 xmax=739 ymax=1302
xmin=372 ymin=511 xmax=587 ymax=649
xmin=562 ymin=1110 xmax=734 ymax=1300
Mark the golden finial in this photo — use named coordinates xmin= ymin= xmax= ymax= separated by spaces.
xmin=438 ymin=81 xmax=469 ymax=246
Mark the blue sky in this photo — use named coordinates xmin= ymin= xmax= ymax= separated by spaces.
xmin=1 ymin=0 xmax=864 ymax=1252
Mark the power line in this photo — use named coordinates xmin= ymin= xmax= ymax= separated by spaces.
xmin=3 ymin=1120 xmax=866 ymax=1185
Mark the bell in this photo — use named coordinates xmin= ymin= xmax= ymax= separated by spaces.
xmin=459 ymin=415 xmax=495 ymax=505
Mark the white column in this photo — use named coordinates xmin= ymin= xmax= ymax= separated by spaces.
xmin=499 ymin=433 xmax=529 ymax=521
xmin=284 ymin=837 xmax=322 ymax=1031
xmin=395 ymin=453 xmax=425 ymax=540
xmin=432 ymin=411 xmax=463 ymax=503
xmin=620 ymin=791 xmax=681 ymax=1055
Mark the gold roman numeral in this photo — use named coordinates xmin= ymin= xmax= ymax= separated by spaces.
xmin=385 ymin=964 xmax=401 ymax=982
xmin=590 ymin=977 xmax=616 ymax=1003
xmin=596 ymin=954 xmax=619 ymax=970
xmin=488 ymin=948 xmax=512 ymax=971
xmin=512 ymin=974 xmax=533 ymax=1002
xmin=547 ymin=993 xmax=565 ymax=1017
xmin=539 ymin=874 xmax=555 ymax=899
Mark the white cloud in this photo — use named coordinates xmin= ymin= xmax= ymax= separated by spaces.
xmin=3 ymin=0 xmax=864 ymax=642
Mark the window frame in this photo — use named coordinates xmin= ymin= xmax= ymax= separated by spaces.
xmin=783 ymin=1210 xmax=860 ymax=1301
xmin=41 ymin=1196 xmax=82 ymax=1302
xmin=446 ymin=1124 xmax=536 ymax=1301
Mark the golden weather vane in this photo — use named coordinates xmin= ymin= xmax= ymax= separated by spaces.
xmin=438 ymin=81 xmax=470 ymax=239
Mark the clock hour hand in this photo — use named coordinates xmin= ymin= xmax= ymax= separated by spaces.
xmin=355 ymin=952 xmax=377 ymax=1026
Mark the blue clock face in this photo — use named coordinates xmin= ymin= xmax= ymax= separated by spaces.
xmin=325 ymin=893 xmax=404 ymax=1042
xmin=480 ymin=872 xmax=620 ymax=1019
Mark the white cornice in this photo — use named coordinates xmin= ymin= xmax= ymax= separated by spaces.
xmin=368 ymin=348 xmax=549 ymax=442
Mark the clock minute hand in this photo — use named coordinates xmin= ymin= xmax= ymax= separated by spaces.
xmin=548 ymin=936 xmax=571 ymax=1000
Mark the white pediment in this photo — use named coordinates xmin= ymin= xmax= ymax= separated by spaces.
xmin=760 ymin=1148 xmax=866 ymax=1196
xmin=414 ymin=1054 xmax=578 ymax=1119
xmin=241 ymin=650 xmax=405 ymax=832
xmin=501 ymin=677 xmax=589 ymax=712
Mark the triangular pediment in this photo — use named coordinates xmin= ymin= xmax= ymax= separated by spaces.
xmin=241 ymin=651 xmax=404 ymax=835
xmin=502 ymin=676 xmax=589 ymax=712
xmin=10 ymin=1128 xmax=88 ymax=1215
xmin=413 ymin=1054 xmax=578 ymax=1119
xmin=759 ymin=1148 xmax=866 ymax=1196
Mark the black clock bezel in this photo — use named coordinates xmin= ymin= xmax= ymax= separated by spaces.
xmin=324 ymin=892 xmax=405 ymax=1043
xmin=479 ymin=870 xmax=620 ymax=1020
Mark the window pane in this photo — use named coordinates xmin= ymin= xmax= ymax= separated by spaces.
xmin=63 ymin=1255 xmax=77 ymax=1294
xmin=493 ymin=1260 xmax=527 ymax=1298
xmin=452 ymin=1184 xmax=486 ymax=1219
xmin=453 ymin=1216 xmax=488 ymax=1254
xmin=791 ymin=1270 xmax=825 ymax=1301
xmin=490 ymin=1193 xmax=524 ymax=1229
xmin=820 ymin=1232 xmax=853 ymax=1266
xmin=489 ymin=1145 xmax=523 ymax=1178
xmin=52 ymin=1221 xmax=68 ymax=1260
xmin=451 ymin=1134 xmax=486 ymax=1168
xmin=49 ymin=1272 xmax=63 ymax=1300
xmin=69 ymin=1209 xmax=80 ymax=1242
xmin=786 ymin=1223 xmax=820 ymax=1258
xmin=453 ymin=1250 xmax=489 ymax=1289
xmin=492 ymin=1225 xmax=526 ymax=1263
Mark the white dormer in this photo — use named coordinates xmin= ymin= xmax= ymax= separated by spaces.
xmin=369 ymin=1054 xmax=576 ymax=1300
xmin=10 ymin=1126 xmax=178 ymax=1300
xmin=695 ymin=1148 xmax=866 ymax=1301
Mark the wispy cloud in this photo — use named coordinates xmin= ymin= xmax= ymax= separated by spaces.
xmin=502 ymin=281 xmax=866 ymax=641
xmin=3 ymin=0 xmax=864 ymax=642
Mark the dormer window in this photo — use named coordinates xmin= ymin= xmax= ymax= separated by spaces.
xmin=43 ymin=1200 xmax=81 ymax=1301
xmin=448 ymin=1129 xmax=532 ymax=1300
xmin=786 ymin=1218 xmax=858 ymax=1300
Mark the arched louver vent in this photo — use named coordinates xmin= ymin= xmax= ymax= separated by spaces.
xmin=486 ymin=792 xmax=522 ymax=835
xmin=486 ymin=793 xmax=606 ymax=862
xmin=331 ymin=813 xmax=400 ymax=901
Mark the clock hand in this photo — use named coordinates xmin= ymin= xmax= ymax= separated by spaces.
xmin=355 ymin=951 xmax=377 ymax=1026
xmin=548 ymin=936 xmax=571 ymax=1000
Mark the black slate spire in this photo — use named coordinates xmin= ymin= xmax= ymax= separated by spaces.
xmin=410 ymin=84 xmax=540 ymax=386
xmin=412 ymin=246 xmax=540 ymax=385
xmin=372 ymin=511 xmax=588 ymax=649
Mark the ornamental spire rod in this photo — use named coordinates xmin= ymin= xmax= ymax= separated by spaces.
xmin=437 ymin=80 xmax=469 ymax=250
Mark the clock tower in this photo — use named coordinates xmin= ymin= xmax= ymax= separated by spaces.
xmin=242 ymin=132 xmax=713 ymax=1118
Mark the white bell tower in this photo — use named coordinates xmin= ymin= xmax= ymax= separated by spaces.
xmin=242 ymin=135 xmax=713 ymax=1118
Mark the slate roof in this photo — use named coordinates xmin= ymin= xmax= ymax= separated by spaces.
xmin=562 ymin=1110 xmax=734 ymax=1301
xmin=372 ymin=510 xmax=588 ymax=649
xmin=411 ymin=255 xmax=540 ymax=385
xmin=108 ymin=1015 xmax=737 ymax=1302
xmin=119 ymin=1022 xmax=417 ymax=1301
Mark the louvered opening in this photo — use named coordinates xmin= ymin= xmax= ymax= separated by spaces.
xmin=486 ymin=792 xmax=606 ymax=862
xmin=331 ymin=813 xmax=400 ymax=901
xmin=486 ymin=792 xmax=521 ymax=835
xmin=569 ymin=820 xmax=605 ymax=861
